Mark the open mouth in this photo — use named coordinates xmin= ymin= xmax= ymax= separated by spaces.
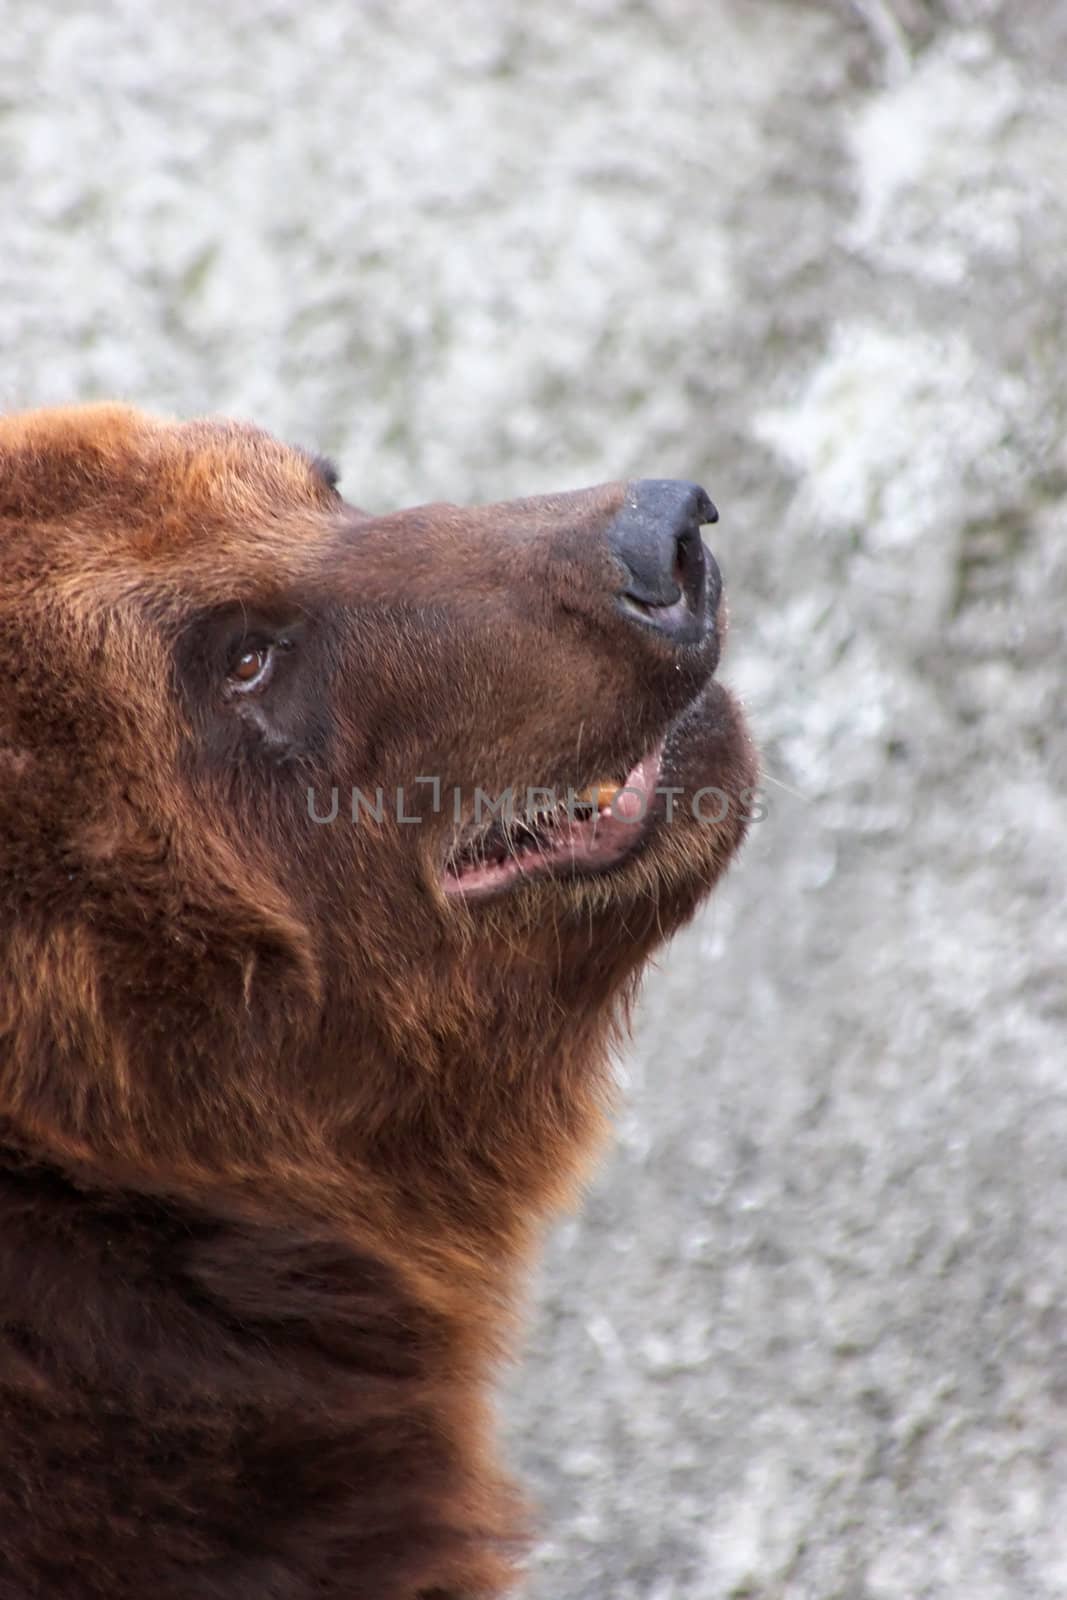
xmin=441 ymin=745 xmax=663 ymax=900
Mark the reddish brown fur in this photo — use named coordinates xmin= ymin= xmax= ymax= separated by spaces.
xmin=0 ymin=404 xmax=757 ymax=1597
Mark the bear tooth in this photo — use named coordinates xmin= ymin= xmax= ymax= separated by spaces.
xmin=575 ymin=782 xmax=621 ymax=811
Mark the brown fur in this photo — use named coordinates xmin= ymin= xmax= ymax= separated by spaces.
xmin=0 ymin=404 xmax=757 ymax=1597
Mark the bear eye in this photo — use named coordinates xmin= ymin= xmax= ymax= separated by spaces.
xmin=229 ymin=645 xmax=274 ymax=691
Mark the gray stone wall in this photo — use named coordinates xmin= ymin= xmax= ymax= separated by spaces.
xmin=3 ymin=2 xmax=1065 ymax=1595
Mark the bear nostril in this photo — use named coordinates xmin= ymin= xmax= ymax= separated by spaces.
xmin=607 ymin=480 xmax=719 ymax=647
xmin=673 ymin=526 xmax=706 ymax=612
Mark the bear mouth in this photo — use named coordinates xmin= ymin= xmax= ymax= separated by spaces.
xmin=441 ymin=745 xmax=663 ymax=900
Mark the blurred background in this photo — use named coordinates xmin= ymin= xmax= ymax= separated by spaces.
xmin=3 ymin=1 xmax=1066 ymax=1594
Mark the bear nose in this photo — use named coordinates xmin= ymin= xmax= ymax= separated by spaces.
xmin=607 ymin=479 xmax=721 ymax=647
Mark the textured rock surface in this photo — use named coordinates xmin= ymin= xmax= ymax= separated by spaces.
xmin=2 ymin=2 xmax=1065 ymax=1595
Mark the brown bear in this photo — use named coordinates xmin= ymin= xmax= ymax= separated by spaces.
xmin=0 ymin=404 xmax=757 ymax=1599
